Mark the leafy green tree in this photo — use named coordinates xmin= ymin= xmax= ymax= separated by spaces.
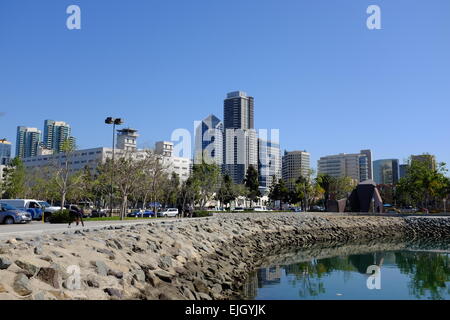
xmin=269 ymin=179 xmax=289 ymax=209
xmin=316 ymin=174 xmax=332 ymax=210
xmin=293 ymin=171 xmax=315 ymax=211
xmin=191 ymin=161 xmax=221 ymax=210
xmin=244 ymin=165 xmax=261 ymax=207
xmin=215 ymin=174 xmax=238 ymax=210
xmin=2 ymin=157 xmax=26 ymax=199
xmin=397 ymin=158 xmax=449 ymax=210
xmin=161 ymin=172 xmax=180 ymax=208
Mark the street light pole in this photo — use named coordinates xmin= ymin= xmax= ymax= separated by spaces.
xmin=105 ymin=117 xmax=123 ymax=217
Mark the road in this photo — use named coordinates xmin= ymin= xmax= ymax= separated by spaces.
xmin=0 ymin=218 xmax=193 ymax=240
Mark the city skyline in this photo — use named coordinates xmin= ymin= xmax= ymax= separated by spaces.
xmin=1 ymin=1 xmax=450 ymax=170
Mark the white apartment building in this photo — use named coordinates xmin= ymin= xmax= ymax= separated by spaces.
xmin=223 ymin=128 xmax=258 ymax=184
xmin=21 ymin=131 xmax=192 ymax=182
xmin=317 ymin=150 xmax=372 ymax=183
xmin=282 ymin=150 xmax=311 ymax=191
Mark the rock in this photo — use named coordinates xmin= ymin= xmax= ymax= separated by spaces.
xmin=92 ymin=260 xmax=109 ymax=276
xmin=15 ymin=260 xmax=40 ymax=277
xmin=0 ymin=256 xmax=12 ymax=270
xmin=107 ymin=270 xmax=124 ymax=279
xmin=197 ymin=292 xmax=212 ymax=300
xmin=6 ymin=238 xmax=17 ymax=244
xmin=33 ymin=292 xmax=46 ymax=300
xmin=154 ymin=269 xmax=173 ymax=283
xmin=193 ymin=279 xmax=210 ymax=294
xmin=37 ymin=267 xmax=61 ymax=289
xmin=104 ymin=288 xmax=123 ymax=299
xmin=0 ymin=284 xmax=6 ymax=293
xmin=34 ymin=246 xmax=43 ymax=255
xmin=144 ymin=271 xmax=161 ymax=287
xmin=13 ymin=273 xmax=33 ymax=296
xmin=133 ymin=269 xmax=146 ymax=282
xmin=39 ymin=256 xmax=53 ymax=263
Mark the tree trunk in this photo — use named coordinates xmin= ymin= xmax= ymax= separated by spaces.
xmin=121 ymin=194 xmax=128 ymax=220
xmin=61 ymin=191 xmax=66 ymax=212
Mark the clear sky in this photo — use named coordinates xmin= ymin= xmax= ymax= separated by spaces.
xmin=1 ymin=0 xmax=449 ymax=169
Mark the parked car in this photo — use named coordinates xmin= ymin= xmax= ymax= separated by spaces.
xmin=311 ymin=205 xmax=325 ymax=212
xmin=0 ymin=199 xmax=43 ymax=220
xmin=90 ymin=209 xmax=108 ymax=218
xmin=383 ymin=204 xmax=400 ymax=214
xmin=290 ymin=207 xmax=302 ymax=212
xmin=127 ymin=210 xmax=155 ymax=218
xmin=157 ymin=208 xmax=179 ymax=217
xmin=0 ymin=202 xmax=32 ymax=224
xmin=38 ymin=201 xmax=62 ymax=222
xmin=253 ymin=206 xmax=268 ymax=212
xmin=233 ymin=207 xmax=244 ymax=212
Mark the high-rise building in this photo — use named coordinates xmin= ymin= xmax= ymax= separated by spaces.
xmin=411 ymin=154 xmax=436 ymax=170
xmin=16 ymin=127 xmax=41 ymax=158
xmin=360 ymin=149 xmax=373 ymax=180
xmin=258 ymin=138 xmax=282 ymax=194
xmin=282 ymin=150 xmax=311 ymax=191
xmin=223 ymin=91 xmax=258 ymax=184
xmin=223 ymin=91 xmax=254 ymax=130
xmin=317 ymin=150 xmax=372 ymax=183
xmin=399 ymin=164 xmax=409 ymax=179
xmin=43 ymin=120 xmax=75 ymax=153
xmin=116 ymin=128 xmax=139 ymax=152
xmin=194 ymin=114 xmax=224 ymax=166
xmin=223 ymin=128 xmax=258 ymax=184
xmin=373 ymin=159 xmax=399 ymax=185
xmin=0 ymin=139 xmax=12 ymax=165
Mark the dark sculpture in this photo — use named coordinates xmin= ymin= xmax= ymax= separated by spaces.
xmin=349 ymin=180 xmax=383 ymax=213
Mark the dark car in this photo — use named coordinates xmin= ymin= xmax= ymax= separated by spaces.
xmin=90 ymin=209 xmax=108 ymax=218
xmin=127 ymin=210 xmax=155 ymax=218
xmin=0 ymin=202 xmax=32 ymax=224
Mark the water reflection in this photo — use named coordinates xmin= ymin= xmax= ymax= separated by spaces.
xmin=242 ymin=244 xmax=450 ymax=300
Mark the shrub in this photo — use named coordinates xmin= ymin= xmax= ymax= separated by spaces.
xmin=193 ymin=211 xmax=211 ymax=217
xmin=48 ymin=209 xmax=72 ymax=224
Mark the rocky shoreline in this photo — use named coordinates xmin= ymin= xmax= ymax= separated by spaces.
xmin=0 ymin=213 xmax=449 ymax=300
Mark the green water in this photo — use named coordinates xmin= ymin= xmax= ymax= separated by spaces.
xmin=242 ymin=243 xmax=450 ymax=300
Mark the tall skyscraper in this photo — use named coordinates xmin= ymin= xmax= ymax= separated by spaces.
xmin=373 ymin=159 xmax=399 ymax=185
xmin=0 ymin=139 xmax=12 ymax=165
xmin=223 ymin=91 xmax=254 ymax=130
xmin=258 ymin=138 xmax=282 ymax=194
xmin=282 ymin=150 xmax=311 ymax=191
xmin=360 ymin=149 xmax=373 ymax=180
xmin=223 ymin=91 xmax=257 ymax=184
xmin=317 ymin=150 xmax=372 ymax=183
xmin=223 ymin=128 xmax=258 ymax=184
xmin=43 ymin=120 xmax=75 ymax=153
xmin=399 ymin=164 xmax=409 ymax=179
xmin=194 ymin=114 xmax=224 ymax=166
xmin=16 ymin=127 xmax=41 ymax=159
xmin=411 ymin=154 xmax=436 ymax=170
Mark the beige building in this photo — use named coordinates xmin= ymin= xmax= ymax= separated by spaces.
xmin=317 ymin=150 xmax=372 ymax=183
xmin=282 ymin=150 xmax=311 ymax=191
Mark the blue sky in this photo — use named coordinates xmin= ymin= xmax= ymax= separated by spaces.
xmin=1 ymin=0 xmax=449 ymax=169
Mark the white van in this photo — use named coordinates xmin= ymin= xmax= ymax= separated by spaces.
xmin=0 ymin=199 xmax=43 ymax=220
xmin=253 ymin=206 xmax=268 ymax=212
